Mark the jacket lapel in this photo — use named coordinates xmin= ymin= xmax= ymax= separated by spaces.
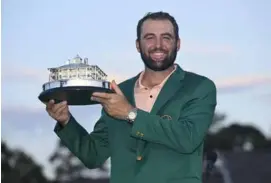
xmin=120 ymin=73 xmax=140 ymax=107
xmin=150 ymin=65 xmax=185 ymax=115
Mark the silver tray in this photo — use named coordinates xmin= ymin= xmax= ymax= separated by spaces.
xmin=38 ymin=79 xmax=112 ymax=105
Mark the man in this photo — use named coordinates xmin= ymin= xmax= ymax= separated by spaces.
xmin=46 ymin=11 xmax=217 ymax=183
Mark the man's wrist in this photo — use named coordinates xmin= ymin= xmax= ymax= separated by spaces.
xmin=58 ymin=114 xmax=71 ymax=127
xmin=62 ymin=117 xmax=70 ymax=126
xmin=126 ymin=107 xmax=138 ymax=123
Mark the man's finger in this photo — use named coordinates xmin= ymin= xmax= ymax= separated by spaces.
xmin=92 ymin=92 xmax=111 ymax=99
xmin=91 ymin=96 xmax=108 ymax=104
xmin=55 ymin=104 xmax=67 ymax=117
xmin=46 ymin=100 xmax=55 ymax=110
xmin=51 ymin=101 xmax=66 ymax=112
xmin=111 ymin=80 xmax=124 ymax=96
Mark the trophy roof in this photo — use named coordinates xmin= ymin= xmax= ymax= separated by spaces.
xmin=57 ymin=63 xmax=95 ymax=69
xmin=47 ymin=54 xmax=101 ymax=70
xmin=48 ymin=63 xmax=102 ymax=71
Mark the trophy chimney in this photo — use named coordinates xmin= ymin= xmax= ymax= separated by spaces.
xmin=84 ymin=58 xmax=88 ymax=64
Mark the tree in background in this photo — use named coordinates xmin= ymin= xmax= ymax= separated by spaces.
xmin=1 ymin=140 xmax=49 ymax=183
xmin=205 ymin=112 xmax=271 ymax=152
xmin=49 ymin=139 xmax=110 ymax=183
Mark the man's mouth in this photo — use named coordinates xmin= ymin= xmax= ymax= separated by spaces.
xmin=150 ymin=52 xmax=166 ymax=61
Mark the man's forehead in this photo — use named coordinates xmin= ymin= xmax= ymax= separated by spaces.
xmin=141 ymin=19 xmax=174 ymax=35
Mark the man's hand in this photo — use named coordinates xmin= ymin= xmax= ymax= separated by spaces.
xmin=45 ymin=100 xmax=70 ymax=126
xmin=91 ymin=80 xmax=133 ymax=120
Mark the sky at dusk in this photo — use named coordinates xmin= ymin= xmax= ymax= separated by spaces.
xmin=2 ymin=0 xmax=271 ymax=178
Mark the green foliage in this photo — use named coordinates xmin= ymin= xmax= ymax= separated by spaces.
xmin=205 ymin=112 xmax=271 ymax=152
xmin=1 ymin=140 xmax=49 ymax=183
xmin=48 ymin=139 xmax=109 ymax=182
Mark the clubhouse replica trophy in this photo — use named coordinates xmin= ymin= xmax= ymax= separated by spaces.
xmin=38 ymin=55 xmax=112 ymax=105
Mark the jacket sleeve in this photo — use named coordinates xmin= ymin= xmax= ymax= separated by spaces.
xmin=130 ymin=79 xmax=217 ymax=154
xmin=54 ymin=110 xmax=110 ymax=169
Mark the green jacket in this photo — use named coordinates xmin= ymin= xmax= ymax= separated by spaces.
xmin=54 ymin=65 xmax=217 ymax=183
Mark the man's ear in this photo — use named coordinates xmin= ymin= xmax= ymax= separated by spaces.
xmin=177 ymin=38 xmax=181 ymax=51
xmin=136 ymin=39 xmax=140 ymax=53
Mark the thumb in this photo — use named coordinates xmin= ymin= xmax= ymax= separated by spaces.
xmin=111 ymin=80 xmax=123 ymax=95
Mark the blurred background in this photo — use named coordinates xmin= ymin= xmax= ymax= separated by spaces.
xmin=1 ymin=0 xmax=271 ymax=183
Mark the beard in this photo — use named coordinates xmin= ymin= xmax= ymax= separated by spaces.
xmin=139 ymin=45 xmax=178 ymax=71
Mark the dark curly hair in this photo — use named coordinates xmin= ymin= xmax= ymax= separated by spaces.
xmin=136 ymin=11 xmax=179 ymax=41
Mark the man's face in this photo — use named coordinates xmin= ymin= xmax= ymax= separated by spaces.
xmin=136 ymin=19 xmax=180 ymax=71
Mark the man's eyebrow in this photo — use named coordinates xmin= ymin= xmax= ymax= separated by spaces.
xmin=161 ymin=33 xmax=174 ymax=38
xmin=143 ymin=33 xmax=155 ymax=38
xmin=143 ymin=32 xmax=174 ymax=38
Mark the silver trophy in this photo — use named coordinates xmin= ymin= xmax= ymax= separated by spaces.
xmin=38 ymin=55 xmax=113 ymax=105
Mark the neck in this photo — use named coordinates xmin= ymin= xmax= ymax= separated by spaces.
xmin=141 ymin=65 xmax=175 ymax=88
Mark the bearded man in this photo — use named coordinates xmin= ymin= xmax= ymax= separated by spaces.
xmin=45 ymin=11 xmax=217 ymax=183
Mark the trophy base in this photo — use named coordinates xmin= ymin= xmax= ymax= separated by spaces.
xmin=38 ymin=86 xmax=113 ymax=105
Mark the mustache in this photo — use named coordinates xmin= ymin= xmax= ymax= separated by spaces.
xmin=149 ymin=48 xmax=167 ymax=53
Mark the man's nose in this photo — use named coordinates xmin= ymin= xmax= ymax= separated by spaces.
xmin=154 ymin=39 xmax=162 ymax=48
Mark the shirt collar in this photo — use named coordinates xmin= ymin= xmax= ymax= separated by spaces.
xmin=136 ymin=64 xmax=177 ymax=90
